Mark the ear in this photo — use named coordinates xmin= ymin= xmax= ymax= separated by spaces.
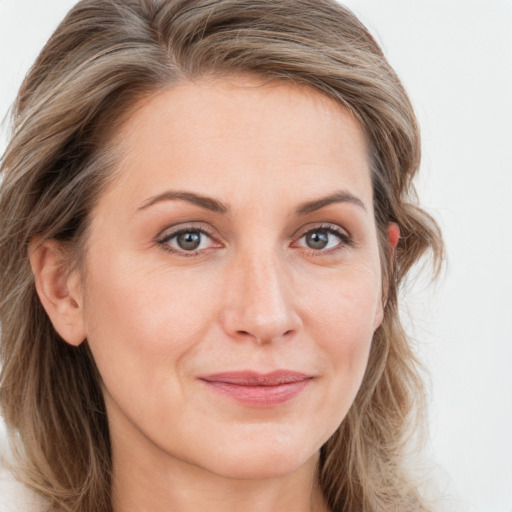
xmin=387 ymin=222 xmax=400 ymax=251
xmin=378 ymin=222 xmax=400 ymax=322
xmin=29 ymin=239 xmax=86 ymax=347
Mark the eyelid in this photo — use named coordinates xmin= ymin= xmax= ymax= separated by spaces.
xmin=291 ymin=223 xmax=354 ymax=253
xmin=155 ymin=221 xmax=354 ymax=257
xmin=156 ymin=222 xmax=222 ymax=255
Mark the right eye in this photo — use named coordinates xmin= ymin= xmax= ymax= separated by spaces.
xmin=158 ymin=227 xmax=220 ymax=256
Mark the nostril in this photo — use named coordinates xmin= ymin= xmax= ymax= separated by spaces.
xmin=234 ymin=328 xmax=295 ymax=345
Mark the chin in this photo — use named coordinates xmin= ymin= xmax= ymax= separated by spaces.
xmin=211 ymin=459 xmax=314 ymax=481
xmin=198 ymin=437 xmax=320 ymax=481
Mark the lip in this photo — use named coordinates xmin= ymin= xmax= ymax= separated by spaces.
xmin=198 ymin=370 xmax=314 ymax=407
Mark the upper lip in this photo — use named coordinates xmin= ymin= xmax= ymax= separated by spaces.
xmin=199 ymin=370 xmax=313 ymax=386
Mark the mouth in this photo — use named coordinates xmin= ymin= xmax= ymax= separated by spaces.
xmin=198 ymin=370 xmax=314 ymax=407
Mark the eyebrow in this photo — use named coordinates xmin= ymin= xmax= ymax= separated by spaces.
xmin=138 ymin=191 xmax=229 ymax=214
xmin=296 ymin=190 xmax=366 ymax=215
xmin=137 ymin=189 xmax=366 ymax=215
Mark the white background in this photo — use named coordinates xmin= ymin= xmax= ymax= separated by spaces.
xmin=1 ymin=1 xmax=511 ymax=511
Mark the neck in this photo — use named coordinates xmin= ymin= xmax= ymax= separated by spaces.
xmin=110 ymin=429 xmax=330 ymax=512
xmin=113 ymin=458 xmax=329 ymax=512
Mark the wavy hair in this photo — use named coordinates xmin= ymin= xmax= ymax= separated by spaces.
xmin=0 ymin=1 xmax=443 ymax=510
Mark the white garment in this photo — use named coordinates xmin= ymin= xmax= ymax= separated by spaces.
xmin=0 ymin=424 xmax=47 ymax=512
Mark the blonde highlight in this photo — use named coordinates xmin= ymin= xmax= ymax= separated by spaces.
xmin=0 ymin=1 xmax=443 ymax=511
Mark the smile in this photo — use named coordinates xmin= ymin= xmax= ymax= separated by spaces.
xmin=199 ymin=371 xmax=314 ymax=407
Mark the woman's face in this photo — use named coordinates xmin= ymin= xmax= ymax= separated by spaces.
xmin=77 ymin=77 xmax=384 ymax=480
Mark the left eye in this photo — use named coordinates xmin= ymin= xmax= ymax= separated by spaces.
xmin=297 ymin=227 xmax=347 ymax=251
xmin=160 ymin=229 xmax=214 ymax=253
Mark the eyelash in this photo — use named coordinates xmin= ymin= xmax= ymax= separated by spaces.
xmin=293 ymin=224 xmax=354 ymax=256
xmin=157 ymin=225 xmax=219 ymax=257
xmin=156 ymin=223 xmax=353 ymax=257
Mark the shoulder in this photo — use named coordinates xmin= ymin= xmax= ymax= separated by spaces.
xmin=0 ymin=423 xmax=48 ymax=512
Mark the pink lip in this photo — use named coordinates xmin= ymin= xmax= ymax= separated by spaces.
xmin=199 ymin=371 xmax=313 ymax=407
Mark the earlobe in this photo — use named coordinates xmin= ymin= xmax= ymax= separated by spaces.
xmin=29 ymin=238 xmax=86 ymax=347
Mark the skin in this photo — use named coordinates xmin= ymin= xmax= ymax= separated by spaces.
xmin=31 ymin=76 xmax=394 ymax=512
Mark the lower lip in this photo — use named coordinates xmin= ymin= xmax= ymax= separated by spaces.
xmin=201 ymin=380 xmax=312 ymax=407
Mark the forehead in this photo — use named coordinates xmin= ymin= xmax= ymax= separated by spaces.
xmin=104 ymin=76 xmax=372 ymax=210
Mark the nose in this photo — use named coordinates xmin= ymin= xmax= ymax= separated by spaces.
xmin=220 ymin=249 xmax=301 ymax=345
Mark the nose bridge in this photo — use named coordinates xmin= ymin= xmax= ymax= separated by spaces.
xmin=222 ymin=243 xmax=299 ymax=344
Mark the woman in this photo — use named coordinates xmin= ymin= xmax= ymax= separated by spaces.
xmin=0 ymin=0 xmax=443 ymax=511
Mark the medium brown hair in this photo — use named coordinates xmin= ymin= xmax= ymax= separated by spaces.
xmin=0 ymin=1 xmax=443 ymax=510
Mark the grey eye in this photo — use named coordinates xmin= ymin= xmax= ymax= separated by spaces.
xmin=305 ymin=230 xmax=330 ymax=249
xmin=160 ymin=229 xmax=213 ymax=253
xmin=297 ymin=227 xmax=347 ymax=252
xmin=176 ymin=231 xmax=202 ymax=251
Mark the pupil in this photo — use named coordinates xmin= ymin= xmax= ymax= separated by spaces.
xmin=177 ymin=231 xmax=201 ymax=250
xmin=306 ymin=230 xmax=328 ymax=249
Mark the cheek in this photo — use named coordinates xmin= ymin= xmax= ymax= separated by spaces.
xmin=287 ymin=268 xmax=381 ymax=445
xmin=80 ymin=249 xmax=218 ymax=390
xmin=301 ymin=266 xmax=382 ymax=376
xmin=324 ymin=296 xmax=376 ymax=379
